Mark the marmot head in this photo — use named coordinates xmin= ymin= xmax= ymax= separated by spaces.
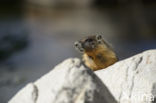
xmin=74 ymin=34 xmax=103 ymax=53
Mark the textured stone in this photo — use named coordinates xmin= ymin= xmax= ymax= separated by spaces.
xmin=9 ymin=83 xmax=38 ymax=103
xmin=95 ymin=50 xmax=156 ymax=103
xmin=9 ymin=50 xmax=156 ymax=103
xmin=9 ymin=58 xmax=116 ymax=103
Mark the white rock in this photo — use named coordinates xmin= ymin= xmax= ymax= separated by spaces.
xmin=9 ymin=50 xmax=156 ymax=103
xmin=9 ymin=58 xmax=116 ymax=103
xmin=95 ymin=50 xmax=156 ymax=103
xmin=9 ymin=83 xmax=38 ymax=103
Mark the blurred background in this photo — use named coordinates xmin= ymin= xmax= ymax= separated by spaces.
xmin=0 ymin=0 xmax=156 ymax=102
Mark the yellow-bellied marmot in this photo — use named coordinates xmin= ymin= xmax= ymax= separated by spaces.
xmin=74 ymin=34 xmax=118 ymax=71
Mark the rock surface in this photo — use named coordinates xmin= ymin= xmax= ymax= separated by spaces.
xmin=9 ymin=58 xmax=117 ymax=103
xmin=9 ymin=50 xmax=156 ymax=103
xmin=96 ymin=50 xmax=156 ymax=103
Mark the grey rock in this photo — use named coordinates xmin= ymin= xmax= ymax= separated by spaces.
xmin=95 ymin=50 xmax=156 ymax=103
xmin=9 ymin=58 xmax=117 ymax=103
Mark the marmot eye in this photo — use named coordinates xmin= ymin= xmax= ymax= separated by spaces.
xmin=74 ymin=41 xmax=80 ymax=47
xmin=96 ymin=34 xmax=102 ymax=40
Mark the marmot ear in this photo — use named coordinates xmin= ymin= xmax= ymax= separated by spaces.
xmin=96 ymin=34 xmax=103 ymax=41
xmin=74 ymin=41 xmax=84 ymax=53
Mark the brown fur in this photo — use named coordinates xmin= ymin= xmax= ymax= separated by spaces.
xmin=83 ymin=44 xmax=118 ymax=71
xmin=75 ymin=35 xmax=118 ymax=71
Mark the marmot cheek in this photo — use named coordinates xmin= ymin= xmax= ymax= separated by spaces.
xmin=79 ymin=48 xmax=84 ymax=52
xmin=91 ymin=44 xmax=95 ymax=48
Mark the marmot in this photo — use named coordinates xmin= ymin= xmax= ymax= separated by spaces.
xmin=74 ymin=34 xmax=118 ymax=71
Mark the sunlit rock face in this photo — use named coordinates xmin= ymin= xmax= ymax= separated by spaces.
xmin=9 ymin=50 xmax=156 ymax=103
xmin=9 ymin=58 xmax=117 ymax=103
xmin=96 ymin=50 xmax=156 ymax=103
